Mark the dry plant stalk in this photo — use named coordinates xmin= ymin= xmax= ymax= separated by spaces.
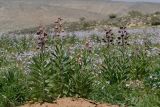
xmin=85 ymin=39 xmax=92 ymax=53
xmin=117 ymin=27 xmax=129 ymax=46
xmin=36 ymin=25 xmax=48 ymax=52
xmin=103 ymin=28 xmax=114 ymax=47
xmin=53 ymin=17 xmax=64 ymax=37
xmin=77 ymin=52 xmax=83 ymax=65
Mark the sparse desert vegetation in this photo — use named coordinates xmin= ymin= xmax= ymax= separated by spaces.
xmin=2 ymin=0 xmax=160 ymax=32
xmin=0 ymin=15 xmax=160 ymax=107
xmin=0 ymin=0 xmax=160 ymax=107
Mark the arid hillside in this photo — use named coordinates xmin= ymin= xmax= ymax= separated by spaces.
xmin=1 ymin=0 xmax=160 ymax=32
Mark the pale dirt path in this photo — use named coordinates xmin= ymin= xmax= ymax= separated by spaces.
xmin=20 ymin=97 xmax=119 ymax=107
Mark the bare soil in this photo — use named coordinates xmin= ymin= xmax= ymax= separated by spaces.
xmin=1 ymin=0 xmax=160 ymax=32
xmin=20 ymin=97 xmax=119 ymax=107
